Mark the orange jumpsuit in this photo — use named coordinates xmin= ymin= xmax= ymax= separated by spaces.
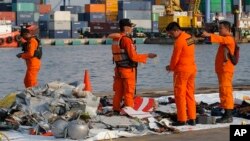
xmin=21 ymin=37 xmax=41 ymax=88
xmin=210 ymin=34 xmax=235 ymax=110
xmin=113 ymin=33 xmax=148 ymax=112
xmin=169 ymin=32 xmax=197 ymax=122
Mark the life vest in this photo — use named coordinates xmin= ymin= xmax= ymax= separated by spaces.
xmin=22 ymin=36 xmax=42 ymax=59
xmin=112 ymin=35 xmax=137 ymax=68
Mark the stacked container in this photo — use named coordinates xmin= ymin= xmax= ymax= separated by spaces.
xmin=104 ymin=0 xmax=118 ymax=22
xmin=38 ymin=4 xmax=51 ymax=38
xmin=152 ymin=5 xmax=165 ymax=32
xmin=118 ymin=0 xmax=152 ymax=32
xmin=12 ymin=1 xmax=37 ymax=25
xmin=49 ymin=11 xmax=71 ymax=38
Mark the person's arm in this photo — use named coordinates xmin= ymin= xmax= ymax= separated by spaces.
xmin=210 ymin=34 xmax=233 ymax=45
xmin=169 ymin=41 xmax=183 ymax=71
xmin=123 ymin=37 xmax=149 ymax=63
xmin=21 ymin=39 xmax=38 ymax=59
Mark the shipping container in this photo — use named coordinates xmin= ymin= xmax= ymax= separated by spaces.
xmin=200 ymin=0 xmax=232 ymax=13
xmin=118 ymin=1 xmax=151 ymax=10
xmin=12 ymin=3 xmax=36 ymax=12
xmin=12 ymin=0 xmax=40 ymax=4
xmin=38 ymin=21 xmax=49 ymax=31
xmin=39 ymin=31 xmax=49 ymax=38
xmin=39 ymin=14 xmax=50 ymax=21
xmin=90 ymin=0 xmax=103 ymax=3
xmin=105 ymin=0 xmax=118 ymax=12
xmin=60 ymin=6 xmax=82 ymax=14
xmin=118 ymin=10 xmax=151 ymax=20
xmin=131 ymin=19 xmax=152 ymax=29
xmin=155 ymin=0 xmax=180 ymax=6
xmin=0 ymin=3 xmax=12 ymax=11
xmin=49 ymin=30 xmax=71 ymax=38
xmin=71 ymin=14 xmax=78 ymax=21
xmin=152 ymin=13 xmax=159 ymax=21
xmin=78 ymin=13 xmax=106 ymax=23
xmin=71 ymin=30 xmax=81 ymax=38
xmin=0 ymin=12 xmax=16 ymax=21
xmin=89 ymin=22 xmax=119 ymax=33
xmin=16 ymin=20 xmax=36 ymax=26
xmin=71 ymin=21 xmax=88 ymax=31
xmin=16 ymin=12 xmax=34 ymax=22
xmin=106 ymin=14 xmax=118 ymax=22
xmin=152 ymin=5 xmax=165 ymax=13
xmin=51 ymin=11 xmax=71 ymax=21
xmin=85 ymin=4 xmax=105 ymax=13
xmin=38 ymin=4 xmax=51 ymax=14
xmin=49 ymin=21 xmax=71 ymax=30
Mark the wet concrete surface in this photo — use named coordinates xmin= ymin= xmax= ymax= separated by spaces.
xmin=115 ymin=127 xmax=229 ymax=141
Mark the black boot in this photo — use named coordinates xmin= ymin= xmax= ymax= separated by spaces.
xmin=171 ymin=121 xmax=186 ymax=126
xmin=216 ymin=109 xmax=233 ymax=123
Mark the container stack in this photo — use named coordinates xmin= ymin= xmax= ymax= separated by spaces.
xmin=12 ymin=0 xmax=39 ymax=26
xmin=152 ymin=5 xmax=165 ymax=33
xmin=38 ymin=3 xmax=51 ymax=38
xmin=118 ymin=0 xmax=152 ymax=32
xmin=49 ymin=11 xmax=71 ymax=38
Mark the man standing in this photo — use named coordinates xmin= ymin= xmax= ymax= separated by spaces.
xmin=202 ymin=21 xmax=235 ymax=123
xmin=16 ymin=28 xmax=42 ymax=88
xmin=165 ymin=22 xmax=197 ymax=126
xmin=110 ymin=18 xmax=157 ymax=113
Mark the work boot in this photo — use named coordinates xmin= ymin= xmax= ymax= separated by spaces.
xmin=171 ymin=121 xmax=186 ymax=126
xmin=187 ymin=119 xmax=196 ymax=126
xmin=216 ymin=109 xmax=233 ymax=123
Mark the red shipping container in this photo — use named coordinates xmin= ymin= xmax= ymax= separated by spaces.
xmin=38 ymin=4 xmax=51 ymax=14
xmin=0 ymin=12 xmax=16 ymax=21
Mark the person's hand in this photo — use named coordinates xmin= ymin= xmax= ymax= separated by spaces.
xmin=16 ymin=53 xmax=22 ymax=58
xmin=166 ymin=65 xmax=171 ymax=71
xmin=201 ymin=31 xmax=211 ymax=38
xmin=148 ymin=53 xmax=157 ymax=58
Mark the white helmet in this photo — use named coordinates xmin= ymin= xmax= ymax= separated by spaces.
xmin=66 ymin=120 xmax=89 ymax=140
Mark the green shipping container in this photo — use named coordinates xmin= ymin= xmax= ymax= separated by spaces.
xmin=152 ymin=13 xmax=159 ymax=22
xmin=200 ymin=0 xmax=232 ymax=13
xmin=245 ymin=0 xmax=250 ymax=5
xmin=12 ymin=3 xmax=36 ymax=12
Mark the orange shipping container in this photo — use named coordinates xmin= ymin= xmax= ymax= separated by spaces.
xmin=85 ymin=4 xmax=105 ymax=13
xmin=0 ymin=12 xmax=16 ymax=21
xmin=38 ymin=4 xmax=52 ymax=14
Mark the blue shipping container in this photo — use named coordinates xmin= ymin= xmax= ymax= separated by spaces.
xmin=39 ymin=21 xmax=49 ymax=31
xmin=71 ymin=21 xmax=88 ymax=31
xmin=118 ymin=1 xmax=151 ymax=10
xmin=49 ymin=30 xmax=71 ymax=38
xmin=16 ymin=20 xmax=36 ymax=26
xmin=39 ymin=31 xmax=49 ymax=38
xmin=16 ymin=12 xmax=34 ymax=24
xmin=0 ymin=3 xmax=12 ymax=11
xmin=118 ymin=10 xmax=151 ymax=20
xmin=71 ymin=30 xmax=81 ymax=38
xmin=60 ymin=6 xmax=82 ymax=14
xmin=12 ymin=0 xmax=40 ymax=4
xmin=78 ymin=13 xmax=105 ymax=23
xmin=39 ymin=14 xmax=50 ymax=21
xmin=90 ymin=0 xmax=103 ymax=4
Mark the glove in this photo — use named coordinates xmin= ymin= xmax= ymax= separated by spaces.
xmin=16 ymin=53 xmax=22 ymax=58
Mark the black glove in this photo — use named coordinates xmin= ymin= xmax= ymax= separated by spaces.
xmin=16 ymin=53 xmax=22 ymax=58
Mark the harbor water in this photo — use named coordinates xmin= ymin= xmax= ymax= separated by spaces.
xmin=0 ymin=44 xmax=250 ymax=96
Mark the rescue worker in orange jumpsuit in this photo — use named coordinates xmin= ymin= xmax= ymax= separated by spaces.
xmin=109 ymin=19 xmax=157 ymax=113
xmin=16 ymin=28 xmax=42 ymax=88
xmin=202 ymin=21 xmax=235 ymax=123
xmin=165 ymin=22 xmax=197 ymax=126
